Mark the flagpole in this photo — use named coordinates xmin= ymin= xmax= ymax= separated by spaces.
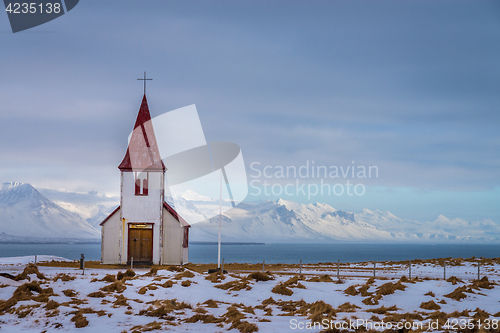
xmin=218 ymin=168 xmax=222 ymax=269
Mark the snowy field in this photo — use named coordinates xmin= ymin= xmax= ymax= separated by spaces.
xmin=0 ymin=256 xmax=499 ymax=332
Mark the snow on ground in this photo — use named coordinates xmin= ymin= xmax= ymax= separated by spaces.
xmin=0 ymin=257 xmax=499 ymax=332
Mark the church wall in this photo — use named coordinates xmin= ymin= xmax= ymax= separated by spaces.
xmin=161 ymin=207 xmax=184 ymax=265
xmin=121 ymin=172 xmax=163 ymax=223
xmin=101 ymin=208 xmax=121 ymax=264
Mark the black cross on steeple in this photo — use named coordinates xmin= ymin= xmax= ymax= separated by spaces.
xmin=137 ymin=72 xmax=152 ymax=95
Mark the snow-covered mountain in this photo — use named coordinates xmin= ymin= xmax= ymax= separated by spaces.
xmin=0 ymin=182 xmax=100 ymax=239
xmin=2 ymin=183 xmax=498 ymax=243
xmin=38 ymin=187 xmax=119 ymax=228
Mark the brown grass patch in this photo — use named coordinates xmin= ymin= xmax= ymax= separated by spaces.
xmin=181 ymin=280 xmax=192 ymax=287
xmin=282 ymin=276 xmax=306 ymax=289
xmin=216 ymin=280 xmax=251 ymax=292
xmin=14 ymin=264 xmax=47 ymax=281
xmin=376 ymin=281 xmax=406 ymax=296
xmin=101 ymin=274 xmax=116 ymax=283
xmin=444 ymin=286 xmax=469 ymax=301
xmin=472 ymin=276 xmax=496 ymax=290
xmin=223 ymin=305 xmax=259 ymax=333
xmin=185 ymin=313 xmax=222 ymax=324
xmin=307 ymin=274 xmax=333 ymax=283
xmin=343 ymin=285 xmax=359 ymax=296
xmin=247 ymin=272 xmax=273 ymax=282
xmin=52 ymin=273 xmax=75 ymax=282
xmin=271 ymin=282 xmax=293 ymax=296
xmin=45 ymin=300 xmax=59 ymax=310
xmin=62 ymin=289 xmax=77 ymax=297
xmin=446 ymin=276 xmax=463 ymax=285
xmin=88 ymin=291 xmax=106 ymax=298
xmin=100 ymin=281 xmax=126 ymax=293
xmin=473 ymin=308 xmax=490 ymax=321
xmin=367 ymin=305 xmax=398 ymax=314
xmin=308 ymin=300 xmax=336 ymax=323
xmin=424 ymin=291 xmax=435 ymax=297
xmin=130 ymin=321 xmax=163 ymax=332
xmin=337 ymin=302 xmax=360 ymax=313
xmin=113 ymin=294 xmax=130 ymax=307
xmin=117 ymin=269 xmax=135 ymax=280
xmin=139 ymin=299 xmax=191 ymax=319
xmin=161 ymin=280 xmax=174 ymax=288
xmin=174 ymin=270 xmax=195 ymax=280
xmin=203 ymin=299 xmax=219 ymax=308
xmin=205 ymin=272 xmax=226 ymax=283
xmin=0 ymin=281 xmax=55 ymax=313
xmin=420 ymin=300 xmax=440 ymax=310
xmin=71 ymin=313 xmax=89 ymax=328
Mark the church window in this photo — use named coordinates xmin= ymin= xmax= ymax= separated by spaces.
xmin=134 ymin=172 xmax=149 ymax=196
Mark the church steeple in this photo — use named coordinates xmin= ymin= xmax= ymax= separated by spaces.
xmin=118 ymin=95 xmax=166 ymax=172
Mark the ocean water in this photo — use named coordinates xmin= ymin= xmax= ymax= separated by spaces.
xmin=0 ymin=243 xmax=498 ymax=264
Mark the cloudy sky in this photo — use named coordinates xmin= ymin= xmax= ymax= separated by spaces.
xmin=0 ymin=0 xmax=499 ymax=222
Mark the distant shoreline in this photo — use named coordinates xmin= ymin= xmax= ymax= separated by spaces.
xmin=190 ymin=241 xmax=265 ymax=245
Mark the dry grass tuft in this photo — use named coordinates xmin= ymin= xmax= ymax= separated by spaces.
xmin=446 ymin=276 xmax=463 ymax=285
xmin=247 ymin=272 xmax=273 ymax=282
xmin=367 ymin=305 xmax=398 ymax=314
xmin=205 ymin=272 xmax=226 ymax=283
xmin=216 ymin=280 xmax=251 ymax=292
xmin=376 ymin=281 xmax=406 ymax=296
xmin=166 ymin=265 xmax=184 ymax=272
xmin=139 ymin=299 xmax=191 ymax=320
xmin=100 ymin=281 xmax=126 ymax=293
xmin=71 ymin=313 xmax=89 ymax=328
xmin=117 ymin=269 xmax=135 ymax=281
xmin=52 ymin=273 xmax=75 ymax=282
xmin=88 ymin=291 xmax=106 ymax=298
xmin=45 ymin=300 xmax=59 ymax=310
xmin=181 ymin=280 xmax=192 ymax=287
xmin=101 ymin=274 xmax=116 ymax=283
xmin=185 ymin=313 xmax=222 ymax=324
xmin=201 ymin=299 xmax=218 ymax=308
xmin=130 ymin=321 xmax=163 ymax=332
xmin=444 ymin=286 xmax=469 ymax=301
xmin=473 ymin=308 xmax=490 ymax=321
xmin=113 ymin=294 xmax=130 ymax=307
xmin=62 ymin=289 xmax=77 ymax=297
xmin=472 ymin=276 xmax=496 ymax=290
xmin=420 ymin=300 xmax=440 ymax=310
xmin=271 ymin=282 xmax=293 ymax=296
xmin=343 ymin=285 xmax=359 ymax=296
xmin=161 ymin=280 xmax=174 ymax=288
xmin=174 ymin=270 xmax=195 ymax=280
xmin=0 ymin=281 xmax=55 ymax=313
xmin=14 ymin=264 xmax=47 ymax=281
xmin=308 ymin=300 xmax=336 ymax=323
xmin=337 ymin=302 xmax=360 ymax=313
xmin=307 ymin=275 xmax=333 ymax=283
xmin=424 ymin=291 xmax=435 ymax=297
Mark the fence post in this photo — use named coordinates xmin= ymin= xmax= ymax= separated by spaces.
xmin=299 ymin=260 xmax=302 ymax=275
xmin=262 ymin=260 xmax=265 ymax=272
xmin=337 ymin=260 xmax=340 ymax=280
xmin=409 ymin=260 xmax=411 ymax=279
xmin=34 ymin=255 xmax=37 ymax=265
xmin=478 ymin=262 xmax=480 ymax=280
xmin=221 ymin=258 xmax=224 ymax=274
xmin=443 ymin=261 xmax=446 ymax=280
xmin=373 ymin=262 xmax=376 ymax=277
xmin=80 ymin=254 xmax=85 ymax=275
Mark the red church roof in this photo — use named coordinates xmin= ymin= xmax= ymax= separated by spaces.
xmin=118 ymin=95 xmax=166 ymax=172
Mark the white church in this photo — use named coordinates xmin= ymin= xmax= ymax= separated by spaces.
xmin=100 ymin=94 xmax=190 ymax=265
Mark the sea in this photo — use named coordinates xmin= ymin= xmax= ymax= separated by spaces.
xmin=0 ymin=243 xmax=498 ymax=264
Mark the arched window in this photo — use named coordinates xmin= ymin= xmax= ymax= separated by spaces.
xmin=143 ymin=178 xmax=148 ymax=196
xmin=135 ymin=178 xmax=141 ymax=195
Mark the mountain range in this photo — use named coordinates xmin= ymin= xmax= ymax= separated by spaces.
xmin=0 ymin=182 xmax=499 ymax=243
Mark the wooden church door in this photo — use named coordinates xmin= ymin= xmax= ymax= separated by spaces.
xmin=128 ymin=224 xmax=153 ymax=263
